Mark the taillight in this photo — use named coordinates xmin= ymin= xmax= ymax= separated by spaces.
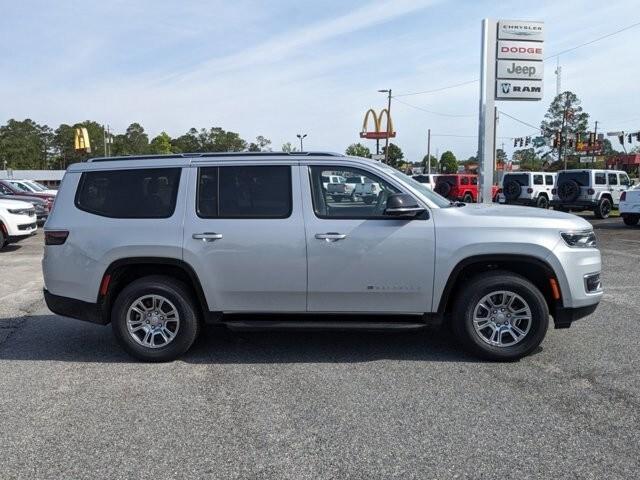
xmin=621 ymin=191 xmax=627 ymax=202
xmin=587 ymin=188 xmax=595 ymax=195
xmin=527 ymin=188 xmax=533 ymax=193
xmin=552 ymin=188 xmax=557 ymax=195
xmin=45 ymin=230 xmax=69 ymax=245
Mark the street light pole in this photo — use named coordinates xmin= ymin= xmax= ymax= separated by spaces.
xmin=296 ymin=133 xmax=307 ymax=152
xmin=427 ymin=129 xmax=431 ymax=175
xmin=378 ymin=89 xmax=392 ymax=164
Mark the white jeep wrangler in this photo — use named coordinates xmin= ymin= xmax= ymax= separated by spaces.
xmin=551 ymin=169 xmax=631 ymax=219
xmin=499 ymin=172 xmax=556 ymax=208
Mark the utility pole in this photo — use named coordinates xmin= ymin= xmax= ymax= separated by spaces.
xmin=378 ymin=89 xmax=392 ymax=163
xmin=555 ymin=57 xmax=562 ymax=97
xmin=592 ymin=120 xmax=598 ymax=163
xmin=427 ymin=129 xmax=431 ymax=174
xmin=477 ymin=18 xmax=497 ymax=204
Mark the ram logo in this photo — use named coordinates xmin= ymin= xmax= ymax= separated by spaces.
xmin=501 ymin=82 xmax=512 ymax=94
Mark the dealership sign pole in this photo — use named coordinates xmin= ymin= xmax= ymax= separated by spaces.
xmin=478 ymin=19 xmax=544 ymax=203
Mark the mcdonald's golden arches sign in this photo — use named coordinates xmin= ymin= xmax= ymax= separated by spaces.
xmin=359 ymin=108 xmax=396 ymax=139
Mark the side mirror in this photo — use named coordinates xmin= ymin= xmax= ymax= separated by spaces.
xmin=384 ymin=193 xmax=426 ymax=218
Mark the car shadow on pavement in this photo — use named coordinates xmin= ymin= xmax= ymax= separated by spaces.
xmin=0 ymin=314 xmax=487 ymax=364
xmin=0 ymin=244 xmax=23 ymax=253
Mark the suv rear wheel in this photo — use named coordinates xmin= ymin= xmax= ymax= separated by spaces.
xmin=536 ymin=195 xmax=549 ymax=209
xmin=111 ymin=275 xmax=201 ymax=362
xmin=622 ymin=214 xmax=640 ymax=226
xmin=594 ymin=197 xmax=611 ymax=219
xmin=452 ymin=271 xmax=549 ymax=361
xmin=462 ymin=193 xmax=473 ymax=203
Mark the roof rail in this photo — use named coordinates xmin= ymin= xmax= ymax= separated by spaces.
xmin=87 ymin=151 xmax=344 ymax=163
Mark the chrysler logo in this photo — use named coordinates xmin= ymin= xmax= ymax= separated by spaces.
xmin=501 ymin=83 xmax=511 ymax=94
xmin=500 ymin=24 xmax=542 ymax=37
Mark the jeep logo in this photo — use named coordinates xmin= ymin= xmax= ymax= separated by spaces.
xmin=506 ymin=62 xmax=537 ymax=77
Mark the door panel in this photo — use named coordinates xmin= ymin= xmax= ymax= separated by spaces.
xmin=301 ymin=164 xmax=435 ymax=313
xmin=183 ymin=164 xmax=307 ymax=312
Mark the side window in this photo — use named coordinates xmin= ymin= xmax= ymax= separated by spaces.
xmin=0 ymin=183 xmax=11 ymax=195
xmin=545 ymin=175 xmax=554 ymax=185
xmin=608 ymin=173 xmax=618 ymax=185
xmin=533 ymin=175 xmax=543 ymax=185
xmin=197 ymin=166 xmax=292 ymax=219
xmin=309 ymin=166 xmax=399 ymax=219
xmin=471 ymin=177 xmax=478 ymax=185
xmin=461 ymin=177 xmax=469 ymax=185
xmin=620 ymin=174 xmax=631 ymax=187
xmin=75 ymin=168 xmax=181 ymax=218
xmin=595 ymin=173 xmax=606 ymax=185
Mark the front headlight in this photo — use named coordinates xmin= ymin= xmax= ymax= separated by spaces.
xmin=7 ymin=208 xmax=32 ymax=215
xmin=561 ymin=230 xmax=597 ymax=248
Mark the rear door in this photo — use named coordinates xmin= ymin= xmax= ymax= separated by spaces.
xmin=183 ymin=162 xmax=307 ymax=312
xmin=607 ymin=172 xmax=621 ymax=204
xmin=301 ymin=163 xmax=435 ymax=313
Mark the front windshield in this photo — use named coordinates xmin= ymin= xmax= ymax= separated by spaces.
xmin=26 ymin=181 xmax=46 ymax=191
xmin=10 ymin=181 xmax=32 ymax=192
xmin=383 ymin=167 xmax=451 ymax=208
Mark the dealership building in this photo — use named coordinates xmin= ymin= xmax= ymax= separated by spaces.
xmin=0 ymin=170 xmax=66 ymax=188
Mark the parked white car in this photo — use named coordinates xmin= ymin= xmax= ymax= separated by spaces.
xmin=8 ymin=179 xmax=57 ymax=196
xmin=0 ymin=198 xmax=37 ymax=249
xmin=412 ymin=174 xmax=440 ymax=190
xmin=499 ymin=172 xmax=555 ymax=208
xmin=620 ymin=184 xmax=640 ymax=226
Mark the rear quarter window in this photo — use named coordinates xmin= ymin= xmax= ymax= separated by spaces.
xmin=75 ymin=168 xmax=182 ymax=218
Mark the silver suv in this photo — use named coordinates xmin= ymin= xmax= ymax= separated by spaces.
xmin=43 ymin=153 xmax=602 ymax=362
xmin=551 ymin=169 xmax=631 ymax=218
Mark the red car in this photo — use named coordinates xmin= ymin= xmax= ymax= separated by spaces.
xmin=434 ymin=174 xmax=499 ymax=203
xmin=0 ymin=180 xmax=55 ymax=208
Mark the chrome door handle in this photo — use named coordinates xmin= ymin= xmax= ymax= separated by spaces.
xmin=315 ymin=232 xmax=347 ymax=242
xmin=192 ymin=232 xmax=223 ymax=242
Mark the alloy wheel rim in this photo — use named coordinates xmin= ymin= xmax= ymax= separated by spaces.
xmin=472 ymin=290 xmax=532 ymax=348
xmin=126 ymin=294 xmax=180 ymax=349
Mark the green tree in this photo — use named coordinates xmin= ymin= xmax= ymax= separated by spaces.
xmin=513 ymin=148 xmax=542 ymax=171
xmin=171 ymin=128 xmax=200 ymax=153
xmin=541 ymin=91 xmax=589 ymax=161
xmin=421 ymin=154 xmax=438 ymax=172
xmin=247 ymin=135 xmax=272 ymax=152
xmin=381 ymin=143 xmax=403 ymax=167
xmin=0 ymin=119 xmax=52 ymax=169
xmin=281 ymin=142 xmax=297 ymax=153
xmin=439 ymin=150 xmax=458 ymax=173
xmin=149 ymin=132 xmax=173 ymax=154
xmin=345 ymin=143 xmax=371 ymax=158
xmin=496 ymin=148 xmax=507 ymax=168
xmin=112 ymin=123 xmax=149 ymax=156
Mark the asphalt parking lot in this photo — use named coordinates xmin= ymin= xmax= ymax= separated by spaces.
xmin=1 ymin=219 xmax=639 ymax=479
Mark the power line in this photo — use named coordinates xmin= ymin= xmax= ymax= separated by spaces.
xmin=544 ymin=20 xmax=640 ymax=60
xmin=497 ymin=110 xmax=541 ymax=132
xmin=393 ymin=97 xmax=475 ymax=118
xmin=394 ymin=79 xmax=479 ymax=98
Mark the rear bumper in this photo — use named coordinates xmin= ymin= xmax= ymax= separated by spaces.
xmin=43 ymin=289 xmax=108 ymax=325
xmin=553 ymin=303 xmax=599 ymax=329
xmin=550 ymin=200 xmax=598 ymax=209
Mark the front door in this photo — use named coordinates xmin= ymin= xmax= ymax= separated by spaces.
xmin=301 ymin=164 xmax=435 ymax=314
xmin=183 ymin=162 xmax=307 ymax=312
xmin=608 ymin=172 xmax=622 ymax=204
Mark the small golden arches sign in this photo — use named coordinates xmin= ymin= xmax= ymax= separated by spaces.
xmin=360 ymin=108 xmax=396 ymax=139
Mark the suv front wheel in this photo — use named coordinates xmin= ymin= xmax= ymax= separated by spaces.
xmin=594 ymin=197 xmax=612 ymax=219
xmin=111 ymin=275 xmax=201 ymax=362
xmin=452 ymin=271 xmax=549 ymax=361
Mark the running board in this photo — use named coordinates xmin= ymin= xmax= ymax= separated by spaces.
xmin=222 ymin=320 xmax=429 ymax=331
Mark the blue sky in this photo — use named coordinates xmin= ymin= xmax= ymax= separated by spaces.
xmin=1 ymin=0 xmax=639 ymax=161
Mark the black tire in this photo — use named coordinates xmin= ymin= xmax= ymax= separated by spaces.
xmin=536 ymin=195 xmax=549 ymax=209
xmin=111 ymin=275 xmax=201 ymax=362
xmin=504 ymin=180 xmax=521 ymax=201
xmin=462 ymin=193 xmax=473 ymax=203
xmin=451 ymin=271 xmax=549 ymax=361
xmin=594 ymin=197 xmax=611 ymax=219
xmin=0 ymin=226 xmax=5 ymax=250
xmin=623 ymin=214 xmax=640 ymax=226
xmin=555 ymin=205 xmax=569 ymax=212
xmin=435 ymin=181 xmax=452 ymax=198
xmin=558 ymin=180 xmax=580 ymax=202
